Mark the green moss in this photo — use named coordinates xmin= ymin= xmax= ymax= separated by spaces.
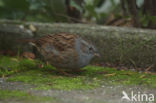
xmin=0 ymin=56 xmax=19 ymax=76
xmin=0 ymin=56 xmax=156 ymax=91
xmin=50 ymin=77 xmax=99 ymax=90
xmin=83 ymin=66 xmax=156 ymax=88
xmin=0 ymin=56 xmax=38 ymax=77
xmin=0 ymin=89 xmax=55 ymax=102
xmin=7 ymin=70 xmax=99 ymax=90
xmin=0 ymin=90 xmax=28 ymax=99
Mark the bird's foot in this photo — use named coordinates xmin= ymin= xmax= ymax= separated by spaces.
xmin=71 ymin=69 xmax=86 ymax=74
xmin=57 ymin=69 xmax=76 ymax=77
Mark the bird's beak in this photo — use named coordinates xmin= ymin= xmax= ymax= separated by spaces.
xmin=94 ymin=53 xmax=100 ymax=57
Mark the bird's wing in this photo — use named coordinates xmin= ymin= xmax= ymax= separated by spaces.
xmin=35 ymin=33 xmax=78 ymax=51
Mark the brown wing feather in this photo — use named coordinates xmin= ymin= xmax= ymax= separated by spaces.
xmin=35 ymin=32 xmax=78 ymax=51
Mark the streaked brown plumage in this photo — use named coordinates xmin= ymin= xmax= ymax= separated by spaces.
xmin=20 ymin=32 xmax=99 ymax=73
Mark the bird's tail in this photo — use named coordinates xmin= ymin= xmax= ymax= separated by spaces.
xmin=16 ymin=38 xmax=36 ymax=47
xmin=16 ymin=38 xmax=35 ymax=43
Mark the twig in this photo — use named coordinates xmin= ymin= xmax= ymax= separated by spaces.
xmin=145 ymin=65 xmax=154 ymax=72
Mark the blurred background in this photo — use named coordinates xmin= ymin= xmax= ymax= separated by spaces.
xmin=0 ymin=0 xmax=156 ymax=29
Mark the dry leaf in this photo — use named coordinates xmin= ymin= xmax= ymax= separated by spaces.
xmin=140 ymin=75 xmax=146 ymax=78
xmin=11 ymin=58 xmax=19 ymax=62
xmin=145 ymin=65 xmax=153 ymax=72
xmin=145 ymin=72 xmax=156 ymax=75
xmin=37 ymin=63 xmax=44 ymax=68
xmin=29 ymin=24 xmax=36 ymax=32
xmin=21 ymin=52 xmax=35 ymax=60
xmin=104 ymin=73 xmax=116 ymax=77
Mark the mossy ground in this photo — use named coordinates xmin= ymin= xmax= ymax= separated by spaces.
xmin=0 ymin=56 xmax=156 ymax=101
xmin=0 ymin=90 xmax=55 ymax=103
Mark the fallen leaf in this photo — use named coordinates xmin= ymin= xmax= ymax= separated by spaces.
xmin=140 ymin=75 xmax=146 ymax=78
xmin=104 ymin=73 xmax=116 ymax=77
xmin=145 ymin=65 xmax=153 ymax=72
xmin=11 ymin=58 xmax=19 ymax=62
xmin=0 ymin=50 xmax=16 ymax=56
xmin=29 ymin=24 xmax=36 ymax=32
xmin=145 ymin=72 xmax=156 ymax=75
xmin=21 ymin=52 xmax=35 ymax=60
xmin=37 ymin=64 xmax=44 ymax=68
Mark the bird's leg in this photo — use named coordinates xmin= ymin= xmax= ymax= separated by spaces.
xmin=57 ymin=69 xmax=75 ymax=77
xmin=72 ymin=69 xmax=86 ymax=73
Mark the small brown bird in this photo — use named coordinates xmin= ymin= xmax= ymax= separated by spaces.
xmin=20 ymin=32 xmax=99 ymax=75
